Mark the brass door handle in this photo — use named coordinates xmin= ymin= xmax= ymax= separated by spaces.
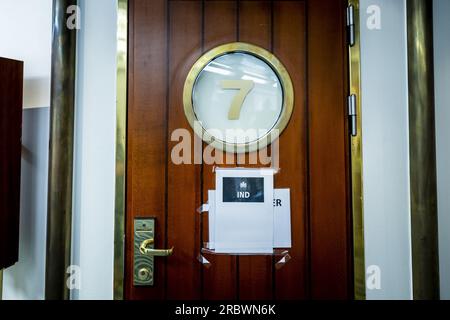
xmin=140 ymin=239 xmax=174 ymax=257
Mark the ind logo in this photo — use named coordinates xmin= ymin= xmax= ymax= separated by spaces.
xmin=237 ymin=181 xmax=250 ymax=199
xmin=237 ymin=181 xmax=251 ymax=199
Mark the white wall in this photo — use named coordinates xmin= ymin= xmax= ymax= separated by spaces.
xmin=360 ymin=0 xmax=413 ymax=299
xmin=71 ymin=0 xmax=118 ymax=300
xmin=0 ymin=0 xmax=52 ymax=108
xmin=433 ymin=0 xmax=450 ymax=300
xmin=0 ymin=0 xmax=52 ymax=300
xmin=2 ymin=109 xmax=49 ymax=300
xmin=1 ymin=0 xmax=118 ymax=300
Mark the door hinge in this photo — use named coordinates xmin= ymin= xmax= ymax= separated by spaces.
xmin=347 ymin=5 xmax=355 ymax=47
xmin=348 ymin=94 xmax=357 ymax=137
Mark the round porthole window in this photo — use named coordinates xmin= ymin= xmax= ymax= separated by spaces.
xmin=183 ymin=42 xmax=294 ymax=153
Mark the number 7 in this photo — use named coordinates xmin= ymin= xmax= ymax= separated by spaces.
xmin=221 ymin=80 xmax=254 ymax=120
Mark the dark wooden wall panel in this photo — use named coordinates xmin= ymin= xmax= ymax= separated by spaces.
xmin=202 ymin=0 xmax=238 ymax=300
xmin=307 ymin=0 xmax=352 ymax=299
xmin=238 ymin=0 xmax=274 ymax=301
xmin=166 ymin=0 xmax=203 ymax=300
xmin=126 ymin=0 xmax=168 ymax=300
xmin=273 ymin=1 xmax=308 ymax=300
xmin=0 ymin=57 xmax=23 ymax=269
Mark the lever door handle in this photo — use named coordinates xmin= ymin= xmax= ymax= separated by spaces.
xmin=140 ymin=239 xmax=174 ymax=257
xmin=134 ymin=218 xmax=170 ymax=286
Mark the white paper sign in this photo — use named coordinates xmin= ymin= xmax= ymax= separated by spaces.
xmin=207 ymin=189 xmax=291 ymax=250
xmin=207 ymin=190 xmax=215 ymax=250
xmin=273 ymin=189 xmax=291 ymax=248
xmin=214 ymin=168 xmax=275 ymax=253
xmin=204 ymin=173 xmax=292 ymax=253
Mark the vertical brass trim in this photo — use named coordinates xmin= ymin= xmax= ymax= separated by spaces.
xmin=348 ymin=0 xmax=366 ymax=300
xmin=0 ymin=269 xmax=3 ymax=300
xmin=114 ymin=0 xmax=128 ymax=300
xmin=45 ymin=0 xmax=77 ymax=300
xmin=406 ymin=0 xmax=440 ymax=300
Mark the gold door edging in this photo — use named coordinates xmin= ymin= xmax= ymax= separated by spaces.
xmin=114 ymin=0 xmax=128 ymax=301
xmin=348 ymin=0 xmax=366 ymax=300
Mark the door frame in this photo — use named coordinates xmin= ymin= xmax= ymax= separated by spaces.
xmin=113 ymin=0 xmax=366 ymax=300
xmin=348 ymin=0 xmax=365 ymax=300
xmin=113 ymin=0 xmax=128 ymax=300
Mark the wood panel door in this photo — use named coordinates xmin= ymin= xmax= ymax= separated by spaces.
xmin=125 ymin=0 xmax=352 ymax=300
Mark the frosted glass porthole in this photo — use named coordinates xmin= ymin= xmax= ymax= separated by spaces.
xmin=183 ymin=42 xmax=294 ymax=153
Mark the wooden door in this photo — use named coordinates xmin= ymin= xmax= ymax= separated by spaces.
xmin=125 ymin=0 xmax=352 ymax=300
